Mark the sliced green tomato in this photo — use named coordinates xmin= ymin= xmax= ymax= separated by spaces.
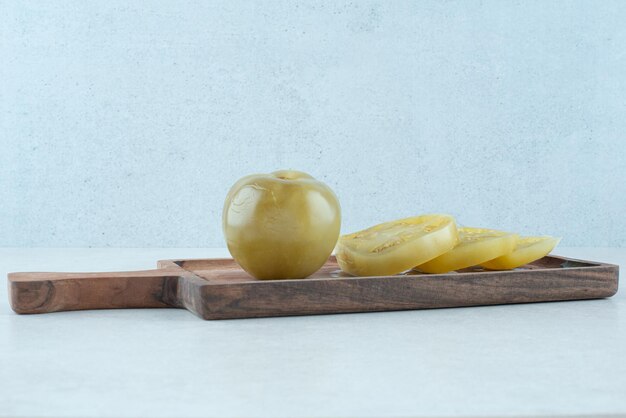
xmin=481 ymin=236 xmax=561 ymax=270
xmin=416 ymin=227 xmax=519 ymax=273
xmin=335 ymin=214 xmax=458 ymax=276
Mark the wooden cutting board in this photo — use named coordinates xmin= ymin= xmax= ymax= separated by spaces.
xmin=8 ymin=255 xmax=618 ymax=320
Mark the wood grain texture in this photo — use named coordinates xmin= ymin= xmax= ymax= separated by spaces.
xmin=8 ymin=255 xmax=619 ymax=319
xmin=8 ymin=269 xmax=181 ymax=314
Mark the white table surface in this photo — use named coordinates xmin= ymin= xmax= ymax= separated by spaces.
xmin=0 ymin=247 xmax=624 ymax=418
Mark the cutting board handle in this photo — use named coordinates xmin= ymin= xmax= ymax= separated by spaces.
xmin=8 ymin=269 xmax=182 ymax=314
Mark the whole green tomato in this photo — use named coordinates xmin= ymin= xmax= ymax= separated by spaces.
xmin=223 ymin=170 xmax=341 ymax=280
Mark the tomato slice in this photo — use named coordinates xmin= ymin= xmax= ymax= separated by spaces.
xmin=416 ymin=227 xmax=519 ymax=273
xmin=481 ymin=236 xmax=560 ymax=270
xmin=335 ymin=214 xmax=458 ymax=276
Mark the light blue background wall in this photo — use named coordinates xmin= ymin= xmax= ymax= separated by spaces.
xmin=1 ymin=0 xmax=625 ymax=247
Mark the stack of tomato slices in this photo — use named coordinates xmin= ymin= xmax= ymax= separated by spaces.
xmin=335 ymin=214 xmax=560 ymax=276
